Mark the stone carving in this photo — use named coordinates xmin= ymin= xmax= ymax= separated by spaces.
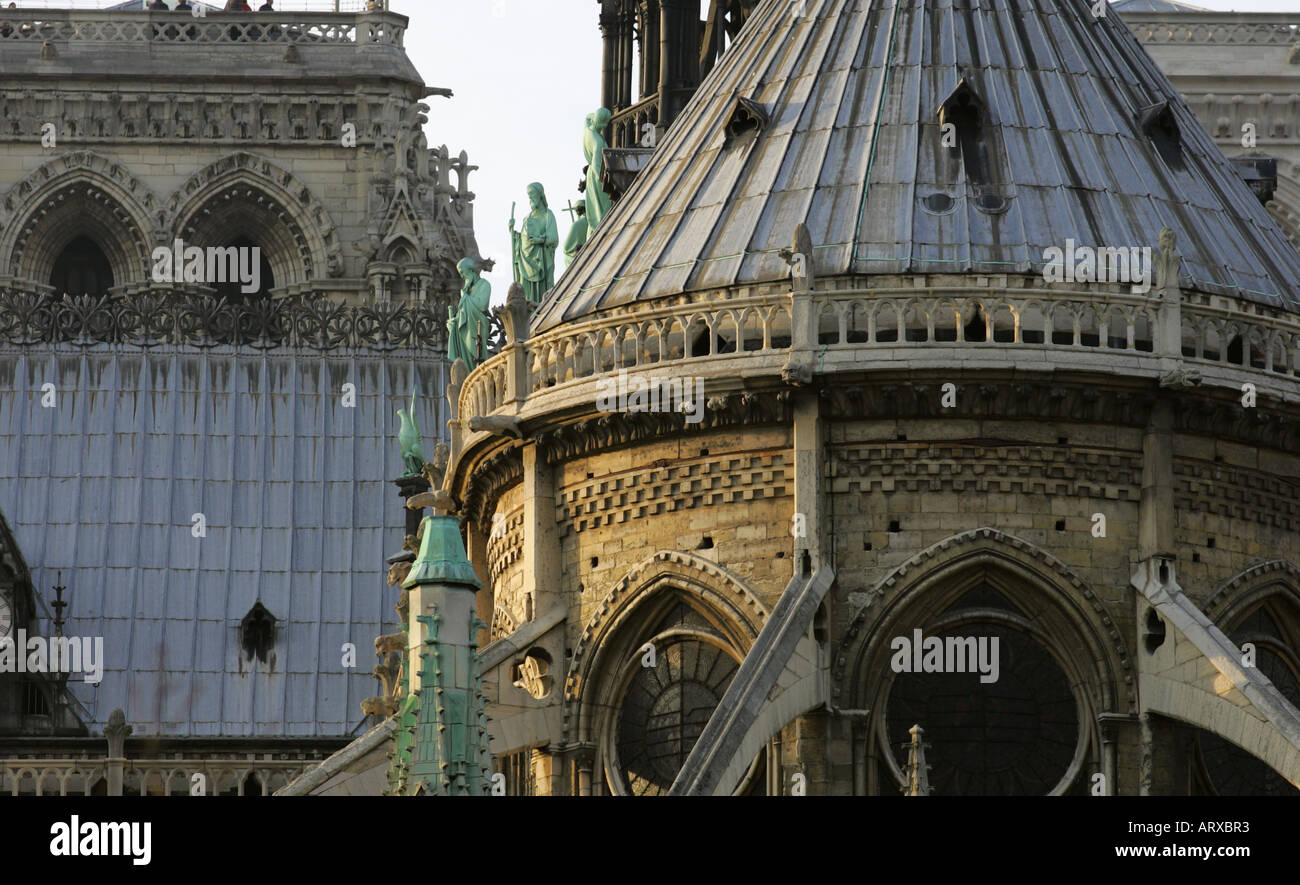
xmin=1158 ymin=367 xmax=1202 ymax=388
xmin=105 ymin=708 xmax=132 ymax=758
xmin=511 ymin=651 xmax=552 ymax=700
xmin=0 ymin=289 xmax=448 ymax=352
xmin=468 ymin=415 xmax=524 ymax=438
xmin=495 ymin=282 xmax=532 ymax=346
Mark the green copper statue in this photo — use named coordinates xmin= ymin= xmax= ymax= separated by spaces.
xmin=563 ymin=199 xmax=588 ymax=268
xmin=583 ymin=108 xmax=613 ymax=235
xmin=447 ymin=257 xmax=492 ymax=370
xmin=509 ymin=183 xmax=559 ymax=303
xmin=397 ymin=387 xmax=425 ymax=477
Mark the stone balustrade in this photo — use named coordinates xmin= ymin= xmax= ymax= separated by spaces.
xmin=2 ymin=756 xmax=318 ymax=796
xmin=1122 ymin=13 xmax=1300 ymax=46
xmin=455 ymin=280 xmax=1300 ymax=452
xmin=0 ymin=8 xmax=403 ymax=46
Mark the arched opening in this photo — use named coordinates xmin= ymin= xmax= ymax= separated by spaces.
xmin=846 ymin=540 xmax=1124 ymax=797
xmin=213 ymin=234 xmax=275 ymax=303
xmin=50 ymin=235 xmax=115 ymax=297
xmin=570 ymin=555 xmax=771 ymax=797
xmin=176 ymin=178 xmax=323 ymax=294
xmin=882 ymin=585 xmax=1082 ymax=795
xmin=614 ymin=601 xmax=746 ymax=796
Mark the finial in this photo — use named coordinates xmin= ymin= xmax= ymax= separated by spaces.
xmin=51 ymin=571 xmax=68 ymax=638
xmin=903 ymin=724 xmax=931 ymax=797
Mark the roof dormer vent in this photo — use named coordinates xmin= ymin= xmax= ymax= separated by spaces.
xmin=1139 ymin=100 xmax=1184 ymax=169
xmin=726 ymin=96 xmax=768 ymax=145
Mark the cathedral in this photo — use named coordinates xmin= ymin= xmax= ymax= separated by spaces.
xmin=4 ymin=0 xmax=1300 ymax=800
xmin=0 ymin=1 xmax=481 ymax=794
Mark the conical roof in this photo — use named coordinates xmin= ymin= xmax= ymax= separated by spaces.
xmin=535 ymin=0 xmax=1300 ymax=333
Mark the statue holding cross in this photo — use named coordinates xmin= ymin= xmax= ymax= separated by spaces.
xmin=562 ymin=199 xmax=588 ymax=268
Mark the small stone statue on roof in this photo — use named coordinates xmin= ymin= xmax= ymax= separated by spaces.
xmin=583 ymin=108 xmax=614 ymax=235
xmin=447 ymin=257 xmax=492 ymax=369
xmin=509 ymin=183 xmax=559 ymax=303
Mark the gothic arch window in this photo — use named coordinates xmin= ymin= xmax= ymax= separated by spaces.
xmin=240 ymin=601 xmax=277 ymax=664
xmin=179 ymin=193 xmax=297 ymax=296
xmin=568 ymin=554 xmax=771 ymax=796
xmin=879 ymin=585 xmax=1084 ymax=795
xmin=6 ymin=182 xmax=150 ymax=288
xmin=843 ymin=540 xmax=1127 ymax=798
xmin=50 ymin=235 xmax=115 ymax=297
xmin=613 ymin=601 xmax=744 ymax=796
xmin=1195 ymin=592 xmax=1300 ymax=796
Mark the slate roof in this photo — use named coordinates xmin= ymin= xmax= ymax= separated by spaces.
xmin=535 ymin=0 xmax=1300 ymax=334
xmin=0 ymin=346 xmax=444 ymax=739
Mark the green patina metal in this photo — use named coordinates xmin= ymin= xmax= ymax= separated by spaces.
xmin=402 ymin=515 xmax=483 ymax=591
xmin=509 ymin=182 xmax=559 ymax=304
xmin=446 ymin=257 xmax=492 ymax=370
xmin=396 ymin=386 xmax=425 ymax=477
xmin=582 ymin=108 xmax=613 ymax=235
xmin=391 ymin=516 xmax=491 ymax=796
xmin=563 ymin=199 xmax=588 ymax=268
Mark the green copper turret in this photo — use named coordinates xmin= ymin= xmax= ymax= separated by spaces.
xmin=391 ymin=515 xmax=491 ymax=796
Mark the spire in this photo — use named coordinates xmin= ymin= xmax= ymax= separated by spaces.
xmin=391 ymin=516 xmax=491 ymax=796
xmin=903 ymin=724 xmax=931 ymax=797
xmin=537 ymin=0 xmax=1300 ymax=333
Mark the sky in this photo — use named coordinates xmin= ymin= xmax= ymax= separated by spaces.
xmin=393 ymin=0 xmax=603 ymax=304
xmin=39 ymin=0 xmax=1300 ymax=301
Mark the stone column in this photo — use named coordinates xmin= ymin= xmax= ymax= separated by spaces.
xmin=659 ymin=0 xmax=701 ymax=128
xmin=104 ymin=708 xmax=131 ymax=797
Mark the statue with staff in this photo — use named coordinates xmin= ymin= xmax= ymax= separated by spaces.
xmin=446 ymin=257 xmax=492 ymax=370
xmin=508 ymin=182 xmax=559 ymax=303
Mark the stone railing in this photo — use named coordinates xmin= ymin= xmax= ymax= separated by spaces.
xmin=1 ymin=757 xmax=318 ymax=796
xmin=1121 ymin=13 xmax=1300 ymax=47
xmin=810 ymin=286 xmax=1300 ymax=379
xmin=456 ymin=294 xmax=792 ymax=424
xmin=454 ymin=282 xmax=1300 ymax=435
xmin=0 ymin=9 xmax=404 ymax=47
xmin=0 ymin=288 xmax=447 ymax=352
xmin=809 ymin=287 xmax=1159 ymax=351
xmin=609 ymin=94 xmax=661 ymax=149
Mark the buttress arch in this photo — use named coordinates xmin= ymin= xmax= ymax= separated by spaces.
xmin=562 ymin=550 xmax=769 ymax=795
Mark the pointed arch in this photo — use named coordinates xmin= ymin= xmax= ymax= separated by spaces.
xmin=837 ymin=527 xmax=1134 ymax=795
xmin=164 ymin=152 xmax=344 ymax=290
xmin=562 ymin=551 xmax=769 ymax=794
xmin=0 ymin=151 xmax=159 ymax=286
